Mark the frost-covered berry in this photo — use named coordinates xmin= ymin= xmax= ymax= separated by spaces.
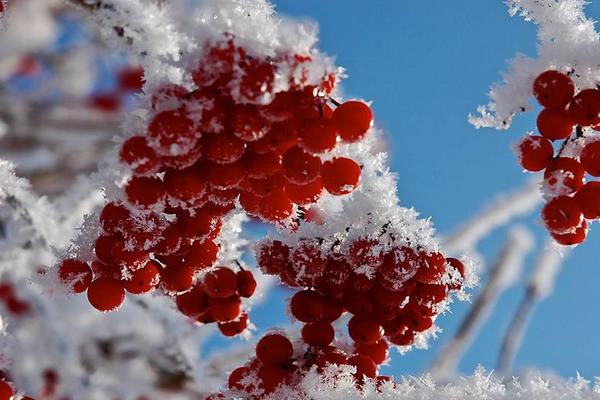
xmin=536 ymin=108 xmax=573 ymax=141
xmin=120 ymin=136 xmax=160 ymax=175
xmin=533 ymin=70 xmax=575 ymax=109
xmin=355 ymin=339 xmax=388 ymax=365
xmin=298 ymin=118 xmax=338 ymax=154
xmin=148 ymin=110 xmax=197 ymax=155
xmin=218 ymin=313 xmax=250 ymax=337
xmin=542 ymin=196 xmax=583 ymax=234
xmin=543 ymin=157 xmax=585 ymax=195
xmin=123 ymin=260 xmax=160 ymax=294
xmin=347 ymin=354 xmax=377 ymax=379
xmin=282 ymin=146 xmax=321 ymax=184
xmin=568 ymin=88 xmax=600 ymax=126
xmin=516 ymin=135 xmax=554 ymax=172
xmin=58 ymin=259 xmax=93 ymax=294
xmin=204 ymin=267 xmax=238 ymax=298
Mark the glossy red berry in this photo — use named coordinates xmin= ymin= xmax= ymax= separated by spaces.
xmin=176 ymin=285 xmax=209 ymax=318
xmin=186 ymin=240 xmax=219 ymax=270
xmin=231 ymin=105 xmax=269 ymax=142
xmin=298 ymin=118 xmax=338 ymax=154
xmin=256 ymin=334 xmax=293 ymax=366
xmin=208 ymin=295 xmax=242 ymax=322
xmin=203 ymin=267 xmax=238 ymax=298
xmin=218 ymin=313 xmax=249 ymax=336
xmin=348 ymin=354 xmax=377 ymax=379
xmin=569 ymin=88 xmax=600 ymax=126
xmin=321 ymin=157 xmax=361 ymax=195
xmin=260 ymin=190 xmax=294 ymax=221
xmin=99 ymin=202 xmax=130 ymax=235
xmin=414 ymin=252 xmax=446 ymax=284
xmin=355 ymin=339 xmax=388 ymax=365
xmin=575 ymin=181 xmax=600 ymax=219
xmin=203 ymin=133 xmax=245 ymax=164
xmin=302 ymin=321 xmax=335 ymax=347
xmin=580 ymin=140 xmax=600 ymax=177
xmin=58 ymin=259 xmax=93 ymax=293
xmin=516 ymin=135 xmax=554 ymax=172
xmin=123 ymin=260 xmax=160 ymax=294
xmin=536 ymin=108 xmax=574 ymax=140
xmin=290 ymin=290 xmax=325 ymax=322
xmin=160 ymin=264 xmax=195 ymax=293
xmin=348 ymin=315 xmax=383 ymax=345
xmin=87 ymin=277 xmax=126 ymax=312
xmin=125 ymin=176 xmax=164 ymax=208
xmin=446 ymin=257 xmax=466 ymax=291
xmin=0 ymin=380 xmax=13 ymax=400
xmin=542 ymin=196 xmax=583 ymax=234
xmin=332 ymin=100 xmax=373 ymax=143
xmin=533 ymin=70 xmax=575 ymax=109
xmin=237 ymin=270 xmax=257 ymax=298
xmin=282 ymin=146 xmax=321 ymax=184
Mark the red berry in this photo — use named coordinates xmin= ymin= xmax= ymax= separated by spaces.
xmin=332 ymin=100 xmax=373 ymax=142
xmin=237 ymin=270 xmax=257 ymax=298
xmin=298 ymin=118 xmax=338 ymax=154
xmin=348 ymin=315 xmax=383 ymax=345
xmin=414 ymin=251 xmax=446 ymax=284
xmin=575 ymin=181 xmax=600 ymax=219
xmin=125 ymin=176 xmax=164 ymax=208
xmin=536 ymin=108 xmax=574 ymax=140
xmin=186 ymin=240 xmax=219 ymax=270
xmin=400 ymin=306 xmax=433 ymax=332
xmin=118 ymin=66 xmax=144 ymax=91
xmin=257 ymin=365 xmax=290 ymax=394
xmin=260 ymin=190 xmax=293 ymax=221
xmin=544 ymin=157 xmax=585 ymax=195
xmin=446 ymin=257 xmax=466 ymax=291
xmin=203 ymin=267 xmax=238 ymax=298
xmin=239 ymin=191 xmax=262 ymax=217
xmin=355 ymin=339 xmax=388 ymax=365
xmin=286 ymin=179 xmax=324 ymax=205
xmin=516 ymin=135 xmax=554 ymax=171
xmin=342 ymin=289 xmax=374 ymax=316
xmin=257 ymin=240 xmax=290 ymax=275
xmin=160 ymin=264 xmax=195 ymax=293
xmin=203 ymin=133 xmax=246 ymax=164
xmin=256 ymin=334 xmax=293 ymax=366
xmin=87 ymin=277 xmax=126 ymax=312
xmin=58 ymin=259 xmax=93 ymax=293
xmin=228 ymin=366 xmax=251 ymax=391
xmin=148 ymin=110 xmax=197 ymax=155
xmin=542 ymin=195 xmax=583 ymax=233
xmin=289 ymin=290 xmax=325 ymax=322
xmin=164 ymin=167 xmax=207 ymax=204
xmin=347 ymin=238 xmax=384 ymax=271
xmin=120 ymin=136 xmax=159 ymax=175
xmin=205 ymin=160 xmax=245 ymax=189
xmin=532 ymin=71 xmax=574 ymax=109
xmin=100 ymin=202 xmax=130 ymax=235
xmin=551 ymin=220 xmax=588 ymax=245
xmin=176 ymin=285 xmax=209 ymax=318
xmin=123 ymin=260 xmax=160 ymax=294
xmin=377 ymin=246 xmax=418 ymax=290
xmin=282 ymin=146 xmax=321 ymax=184
xmin=218 ymin=313 xmax=249 ymax=336
xmin=321 ymin=157 xmax=361 ymax=195
xmin=580 ymin=140 xmax=600 ymax=177
xmin=388 ymin=330 xmax=415 ymax=346
xmin=231 ymin=105 xmax=269 ymax=142
xmin=569 ymin=88 xmax=600 ymax=126
xmin=348 ymin=354 xmax=377 ymax=379
xmin=412 ymin=282 xmax=448 ymax=305
xmin=240 ymin=60 xmax=275 ymax=101
xmin=208 ymin=295 xmax=242 ymax=322
xmin=243 ymin=151 xmax=281 ymax=178
xmin=0 ymin=380 xmax=13 ymax=400
xmin=302 ymin=321 xmax=335 ymax=347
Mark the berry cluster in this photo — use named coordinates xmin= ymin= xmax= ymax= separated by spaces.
xmin=0 ymin=282 xmax=31 ymax=317
xmin=58 ymin=36 xmax=372 ymax=339
xmin=255 ymin=231 xmax=464 ymax=378
xmin=206 ymin=332 xmax=394 ymax=399
xmin=516 ymin=70 xmax=600 ymax=244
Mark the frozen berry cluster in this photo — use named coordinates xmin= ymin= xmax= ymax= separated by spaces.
xmin=206 ymin=332 xmax=394 ymax=399
xmin=254 ymin=229 xmax=464 ymax=380
xmin=515 ymin=70 xmax=600 ymax=245
xmin=0 ymin=282 xmax=31 ymax=317
xmin=58 ymin=35 xmax=372 ymax=339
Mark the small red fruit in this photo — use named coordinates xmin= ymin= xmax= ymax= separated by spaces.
xmin=321 ymin=157 xmax=361 ymax=195
xmin=87 ymin=277 xmax=126 ymax=312
xmin=532 ymin=70 xmax=575 ymax=109
xmin=332 ymin=100 xmax=374 ymax=142
xmin=256 ymin=334 xmax=293 ymax=366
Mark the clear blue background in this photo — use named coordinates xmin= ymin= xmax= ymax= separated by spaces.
xmin=203 ymin=1 xmax=600 ymax=379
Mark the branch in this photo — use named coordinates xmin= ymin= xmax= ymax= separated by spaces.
xmin=429 ymin=226 xmax=535 ymax=377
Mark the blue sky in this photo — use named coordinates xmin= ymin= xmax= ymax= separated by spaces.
xmin=207 ymin=1 xmax=600 ymax=379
